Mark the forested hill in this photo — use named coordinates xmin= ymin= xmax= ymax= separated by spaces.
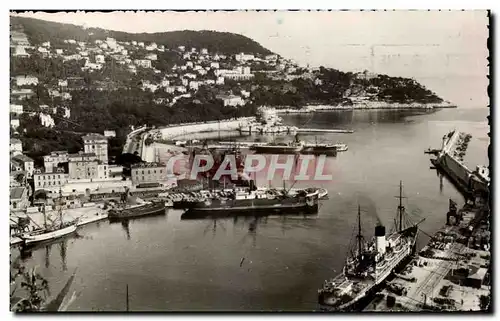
xmin=10 ymin=16 xmax=273 ymax=55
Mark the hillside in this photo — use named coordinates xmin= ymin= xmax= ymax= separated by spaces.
xmin=10 ymin=15 xmax=445 ymax=164
xmin=10 ymin=16 xmax=273 ymax=55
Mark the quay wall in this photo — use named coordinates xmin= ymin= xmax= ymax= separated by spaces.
xmin=159 ymin=117 xmax=255 ymax=140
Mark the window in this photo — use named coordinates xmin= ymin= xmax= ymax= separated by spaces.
xmin=38 ymin=182 xmax=41 ymax=186
xmin=154 ymin=170 xmax=156 ymax=174
xmin=48 ymin=182 xmax=51 ymax=186
xmin=160 ymin=170 xmax=163 ymax=174
xmin=148 ymin=170 xmax=150 ymax=174
xmin=142 ymin=176 xmax=144 ymax=181
xmin=142 ymin=170 xmax=144 ymax=174
xmin=13 ymin=202 xmax=17 ymax=209
xmin=58 ymin=175 xmax=61 ymax=179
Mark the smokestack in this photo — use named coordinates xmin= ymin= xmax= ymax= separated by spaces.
xmin=375 ymin=225 xmax=386 ymax=255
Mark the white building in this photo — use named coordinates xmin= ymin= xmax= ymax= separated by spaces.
xmin=210 ymin=62 xmax=220 ymax=69
xmin=138 ymin=42 xmax=145 ymax=47
xmin=189 ymin=81 xmax=199 ymax=90
xmin=217 ymin=95 xmax=245 ymax=107
xmin=55 ymin=49 xmax=64 ymax=55
xmin=83 ymin=133 xmax=108 ymax=164
xmin=58 ymin=79 xmax=68 ymax=87
xmin=10 ymin=138 xmax=23 ymax=156
xmin=10 ymin=104 xmax=23 ymax=115
xmin=145 ymin=43 xmax=157 ymax=51
xmin=134 ymin=59 xmax=152 ymax=68
xmin=104 ymin=130 xmax=116 ymax=138
xmin=235 ymin=53 xmax=255 ymax=62
xmin=43 ymin=151 xmax=69 ymax=173
xmin=201 ymin=48 xmax=208 ymax=55
xmin=160 ymin=79 xmax=170 ymax=87
xmin=12 ymin=154 xmax=35 ymax=178
xmin=178 ymin=46 xmax=185 ymax=52
xmin=10 ymin=119 xmax=20 ymax=129
xmin=145 ymin=53 xmax=157 ymax=61
xmin=95 ymin=54 xmax=105 ymax=64
xmin=216 ymin=77 xmax=225 ymax=85
xmin=186 ymin=61 xmax=193 ymax=68
xmin=34 ymin=168 xmax=68 ymax=191
xmin=39 ymin=113 xmax=55 ymax=128
xmin=165 ymin=86 xmax=175 ymax=94
xmin=131 ymin=162 xmax=167 ymax=186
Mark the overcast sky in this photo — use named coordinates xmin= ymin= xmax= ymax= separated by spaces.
xmin=15 ymin=10 xmax=489 ymax=108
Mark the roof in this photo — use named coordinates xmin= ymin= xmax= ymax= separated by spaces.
xmin=131 ymin=162 xmax=166 ymax=169
xmin=10 ymin=187 xmax=26 ymax=200
xmin=10 ymin=138 xmax=22 ymax=145
xmin=12 ymin=154 xmax=34 ymax=163
xmin=68 ymin=152 xmax=97 ymax=158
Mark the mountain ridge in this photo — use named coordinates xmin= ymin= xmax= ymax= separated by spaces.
xmin=10 ymin=15 xmax=274 ymax=55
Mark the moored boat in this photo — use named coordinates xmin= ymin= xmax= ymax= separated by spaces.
xmin=108 ymin=188 xmax=166 ymax=221
xmin=20 ymin=190 xmax=79 ymax=246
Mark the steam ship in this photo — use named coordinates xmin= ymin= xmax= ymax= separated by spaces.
xmin=317 ymin=181 xmax=422 ymax=311
xmin=108 ymin=187 xmax=166 ymax=221
xmin=182 ymin=184 xmax=320 ymax=217
xmin=251 ymin=141 xmax=304 ymax=154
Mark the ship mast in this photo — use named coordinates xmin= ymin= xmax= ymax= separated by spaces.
xmin=396 ymin=181 xmax=406 ymax=232
xmin=356 ymin=205 xmax=363 ymax=261
xmin=58 ymin=188 xmax=63 ymax=228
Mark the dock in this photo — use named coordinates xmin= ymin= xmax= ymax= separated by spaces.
xmin=364 ymin=200 xmax=490 ymax=312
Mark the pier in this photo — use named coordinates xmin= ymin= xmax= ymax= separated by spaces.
xmin=296 ymin=128 xmax=354 ymax=134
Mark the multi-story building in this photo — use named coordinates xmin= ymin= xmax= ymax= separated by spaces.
xmin=131 ymin=162 xmax=167 ymax=185
xmin=34 ymin=167 xmax=69 ymax=191
xmin=217 ymin=95 xmax=245 ymax=107
xmin=83 ymin=133 xmax=108 ymax=164
xmin=68 ymin=152 xmax=99 ymax=180
xmin=44 ymin=151 xmax=69 ymax=173
xmin=10 ymin=187 xmax=29 ymax=212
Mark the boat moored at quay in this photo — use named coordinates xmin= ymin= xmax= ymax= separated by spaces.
xmin=108 ymin=188 xmax=166 ymax=221
xmin=182 ymin=185 xmax=321 ymax=217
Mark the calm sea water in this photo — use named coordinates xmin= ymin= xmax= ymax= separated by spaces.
xmin=11 ymin=108 xmax=489 ymax=311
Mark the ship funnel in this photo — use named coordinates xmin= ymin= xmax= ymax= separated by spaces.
xmin=375 ymin=225 xmax=386 ymax=255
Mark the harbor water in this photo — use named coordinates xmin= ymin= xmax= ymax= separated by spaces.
xmin=11 ymin=108 xmax=489 ymax=311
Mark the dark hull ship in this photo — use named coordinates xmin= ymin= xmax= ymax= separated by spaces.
xmin=183 ymin=187 xmax=320 ymax=216
xmin=318 ymin=181 xmax=422 ymax=311
xmin=108 ymin=188 xmax=166 ymax=221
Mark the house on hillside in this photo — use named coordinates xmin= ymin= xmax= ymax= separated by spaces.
xmin=15 ymin=75 xmax=38 ymax=87
xmin=216 ymin=95 xmax=245 ymax=107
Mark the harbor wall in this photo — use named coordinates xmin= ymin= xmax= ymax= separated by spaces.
xmin=159 ymin=117 xmax=255 ymax=140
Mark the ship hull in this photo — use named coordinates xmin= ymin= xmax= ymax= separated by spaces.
xmin=252 ymin=146 xmax=302 ymax=154
xmin=301 ymin=146 xmax=338 ymax=156
xmin=22 ymin=224 xmax=78 ymax=246
xmin=108 ymin=202 xmax=166 ymax=221
xmin=183 ymin=197 xmax=319 ymax=217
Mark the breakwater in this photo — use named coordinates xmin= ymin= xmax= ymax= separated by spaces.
xmin=158 ymin=117 xmax=255 ymax=140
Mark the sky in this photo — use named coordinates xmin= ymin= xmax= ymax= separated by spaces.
xmin=15 ymin=10 xmax=489 ymax=108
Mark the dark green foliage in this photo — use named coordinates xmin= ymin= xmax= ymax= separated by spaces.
xmin=11 ymin=16 xmax=273 ymax=55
